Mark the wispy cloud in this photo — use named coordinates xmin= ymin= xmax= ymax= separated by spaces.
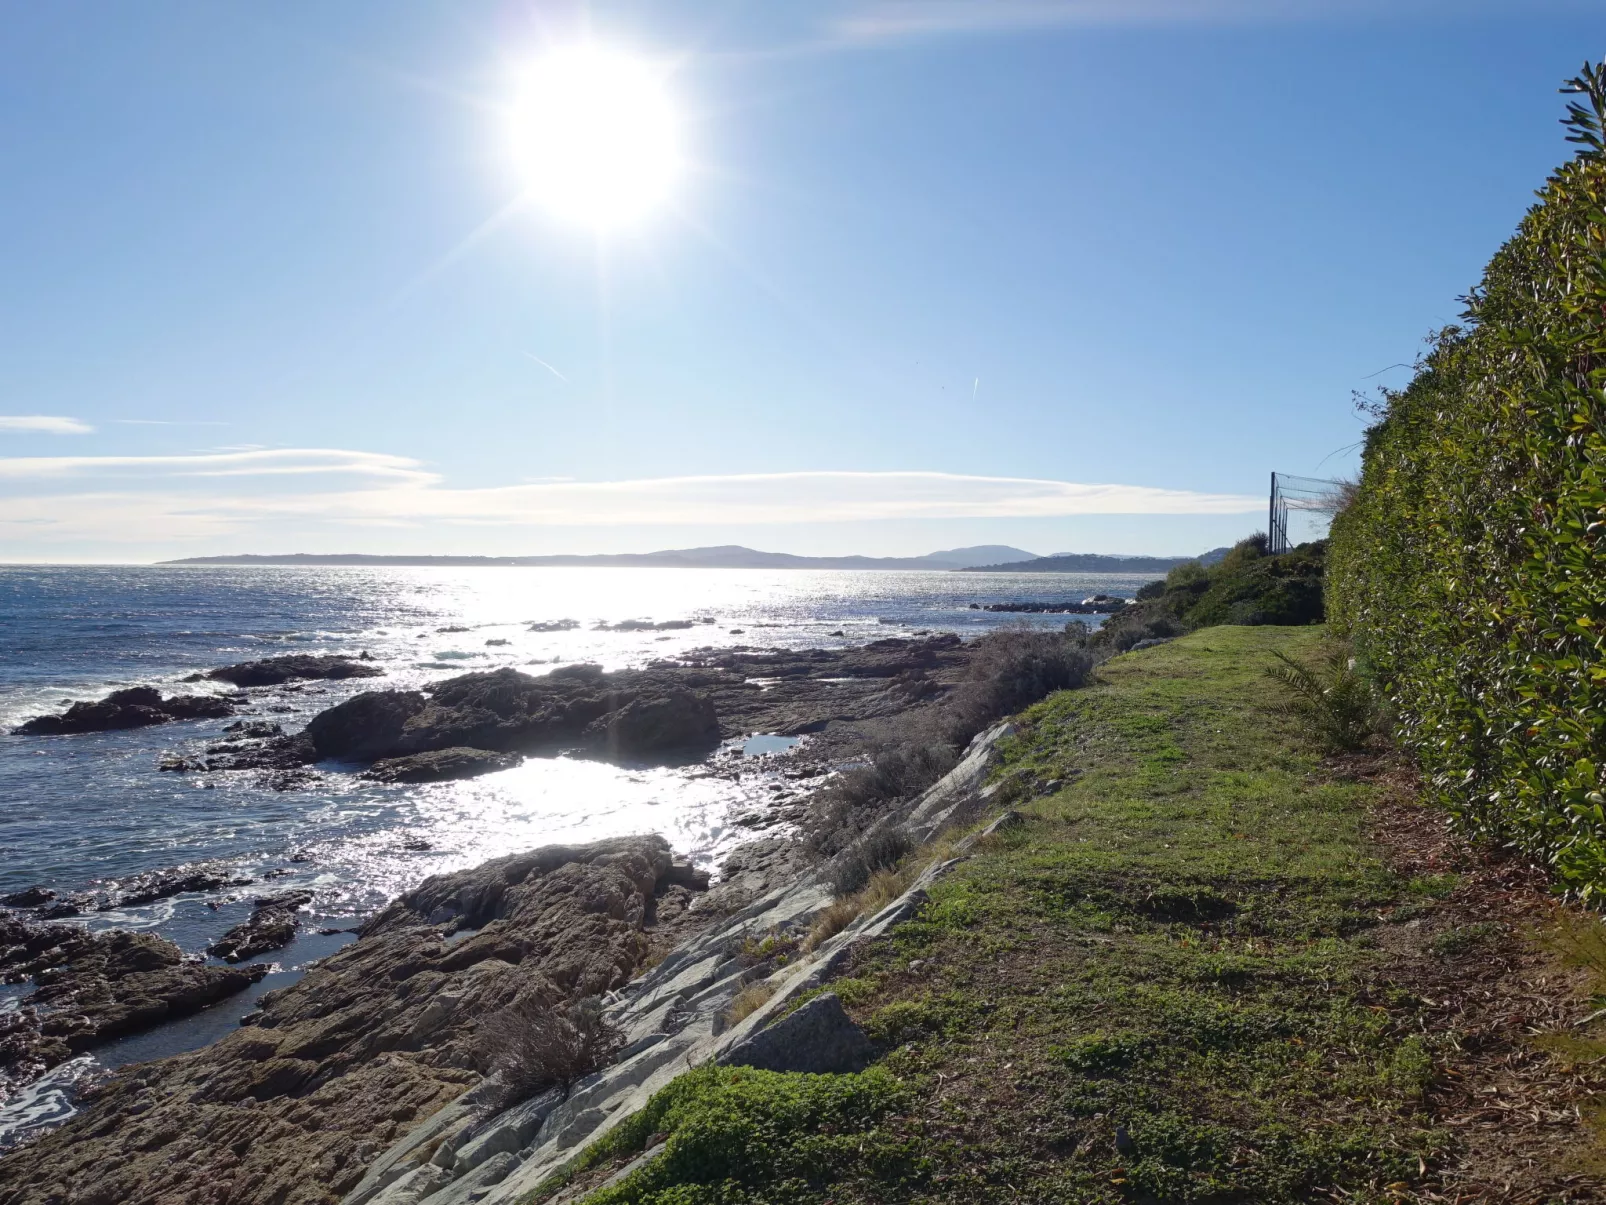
xmin=0 ymin=447 xmax=430 ymax=482
xmin=827 ymin=0 xmax=1541 ymax=42
xmin=112 ymin=419 xmax=231 ymax=427
xmin=0 ymin=415 xmax=94 ymax=435
xmin=0 ymin=447 xmax=1262 ymax=544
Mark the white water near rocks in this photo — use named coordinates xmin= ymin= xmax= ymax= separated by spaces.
xmin=0 ymin=564 xmax=1150 ymax=1146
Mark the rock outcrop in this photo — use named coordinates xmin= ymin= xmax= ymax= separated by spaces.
xmin=192 ymin=654 xmax=385 ymax=688
xmin=582 ymin=690 xmax=719 ymax=759
xmin=334 ymin=721 xmax=1016 ymax=1205
xmin=207 ymin=891 xmax=313 ymax=963
xmin=212 ymin=635 xmax=972 ymax=779
xmin=361 ymin=748 xmax=524 ymax=784
xmin=12 ymin=687 xmax=236 ymax=735
xmin=0 ymin=836 xmax=695 ymax=1205
xmin=0 ymin=919 xmax=267 ymax=1094
xmin=719 ymin=992 xmax=872 ymax=1075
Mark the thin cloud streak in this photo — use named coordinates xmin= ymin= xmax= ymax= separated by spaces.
xmin=0 ymin=449 xmax=1263 ymax=543
xmin=0 ymin=416 xmax=94 ymax=435
xmin=112 ymin=419 xmax=232 ymax=427
xmin=828 ymin=0 xmax=1548 ymax=42
xmin=0 ymin=447 xmax=430 ymax=482
xmin=523 ymin=353 xmax=569 ymax=382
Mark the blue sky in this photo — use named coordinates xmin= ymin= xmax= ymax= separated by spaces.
xmin=0 ymin=0 xmax=1599 ymax=562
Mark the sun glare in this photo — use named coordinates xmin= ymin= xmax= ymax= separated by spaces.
xmin=508 ymin=45 xmax=681 ymax=230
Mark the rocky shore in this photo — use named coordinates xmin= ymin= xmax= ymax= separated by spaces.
xmin=106 ymin=636 xmax=972 ymax=785
xmin=0 ymin=837 xmax=705 ymax=1205
xmin=0 ymin=631 xmax=1035 ymax=1200
xmin=0 ymin=636 xmax=975 ymax=1102
xmin=11 ymin=656 xmax=383 ymax=737
xmin=0 ymin=715 xmax=1013 ymax=1205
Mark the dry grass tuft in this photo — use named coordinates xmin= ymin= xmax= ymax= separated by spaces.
xmin=725 ymin=981 xmax=777 ymax=1027
xmin=803 ymin=866 xmax=915 ymax=953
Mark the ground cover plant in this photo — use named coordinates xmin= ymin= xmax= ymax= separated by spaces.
xmin=548 ymin=628 xmax=1601 ymax=1204
xmin=1326 ymin=60 xmax=1606 ymax=896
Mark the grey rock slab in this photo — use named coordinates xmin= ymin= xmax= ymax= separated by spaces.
xmin=451 ymin=1087 xmax=564 ymax=1175
xmin=367 ymin=1163 xmax=458 ymax=1205
xmin=718 ymin=992 xmax=872 ymax=1075
xmin=901 ymin=720 xmax=1015 ymax=845
xmin=419 ymin=1152 xmax=519 ymax=1205
xmin=350 ymin=729 xmax=1013 ymax=1205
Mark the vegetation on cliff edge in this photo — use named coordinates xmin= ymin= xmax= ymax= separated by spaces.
xmin=546 ymin=628 xmax=1600 ymax=1204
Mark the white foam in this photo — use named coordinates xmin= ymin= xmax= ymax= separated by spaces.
xmin=0 ymin=1055 xmax=105 ymax=1151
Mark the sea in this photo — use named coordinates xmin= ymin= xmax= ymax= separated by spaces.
xmin=0 ymin=564 xmax=1152 ymax=1143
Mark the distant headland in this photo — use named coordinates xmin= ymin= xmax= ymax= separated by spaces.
xmin=160 ymin=543 xmax=1230 ymax=572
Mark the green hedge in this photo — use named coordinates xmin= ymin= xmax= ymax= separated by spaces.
xmin=1327 ymin=62 xmax=1606 ymax=895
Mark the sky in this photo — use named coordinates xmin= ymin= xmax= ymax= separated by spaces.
xmin=0 ymin=0 xmax=1600 ymax=563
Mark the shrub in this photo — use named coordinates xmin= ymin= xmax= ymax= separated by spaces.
xmin=943 ymin=626 xmax=1094 ymax=738
xmin=1264 ymin=644 xmax=1381 ymax=753
xmin=476 ymin=995 xmax=623 ymax=1104
xmin=829 ymin=826 xmax=912 ymax=898
xmin=806 ymin=627 xmax=1092 ymax=854
xmin=1326 ymin=60 xmax=1606 ymax=895
xmin=1092 ymin=538 xmax=1325 ymax=654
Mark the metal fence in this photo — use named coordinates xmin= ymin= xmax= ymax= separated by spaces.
xmin=1268 ymin=473 xmax=1345 ymax=555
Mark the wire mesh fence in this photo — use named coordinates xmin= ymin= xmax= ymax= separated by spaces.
xmin=1268 ymin=473 xmax=1347 ymax=555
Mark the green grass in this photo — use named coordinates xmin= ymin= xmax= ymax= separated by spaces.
xmin=567 ymin=627 xmax=1448 ymax=1204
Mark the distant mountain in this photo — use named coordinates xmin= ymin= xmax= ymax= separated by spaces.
xmin=964 ymin=549 xmax=1227 ymax=573
xmin=160 ymin=544 xmax=1037 ymax=571
xmin=920 ymin=545 xmax=1039 ymax=568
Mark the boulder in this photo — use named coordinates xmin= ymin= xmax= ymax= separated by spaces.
xmin=718 ymin=992 xmax=873 ymax=1075
xmin=103 ymin=864 xmax=239 ymax=909
xmin=209 ymin=895 xmax=307 ymax=963
xmin=223 ymin=719 xmax=284 ymax=737
xmin=205 ymin=731 xmax=317 ymax=772
xmin=13 ymin=687 xmax=236 ymax=735
xmin=361 ymin=748 xmax=523 ymax=784
xmin=0 ymin=885 xmax=55 ymax=908
xmin=196 ymin=655 xmax=385 ymax=688
xmin=306 ymin=690 xmax=428 ymax=761
xmin=583 ymin=690 xmax=720 ymax=759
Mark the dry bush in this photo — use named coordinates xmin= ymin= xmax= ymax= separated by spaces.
xmin=804 ymin=628 xmax=1092 ymax=859
xmin=859 ymin=867 xmax=910 ymax=914
xmin=475 ymin=995 xmax=624 ymax=1105
xmin=942 ymin=627 xmax=1094 ymax=740
xmin=725 ymin=981 xmax=776 ymax=1027
xmin=1094 ymin=607 xmax=1185 ymax=653
xmin=804 ymin=867 xmax=913 ymax=953
xmin=829 ymin=826 xmax=912 ymax=898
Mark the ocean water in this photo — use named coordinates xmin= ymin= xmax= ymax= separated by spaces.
xmin=0 ymin=564 xmax=1152 ymax=1139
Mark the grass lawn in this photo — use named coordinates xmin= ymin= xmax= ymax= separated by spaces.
xmin=560 ymin=626 xmax=1597 ymax=1204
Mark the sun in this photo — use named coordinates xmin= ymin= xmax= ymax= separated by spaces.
xmin=508 ymin=45 xmax=681 ymax=230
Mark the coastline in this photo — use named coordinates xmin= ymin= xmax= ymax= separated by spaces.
xmin=2 ymin=628 xmax=1601 ymax=1202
